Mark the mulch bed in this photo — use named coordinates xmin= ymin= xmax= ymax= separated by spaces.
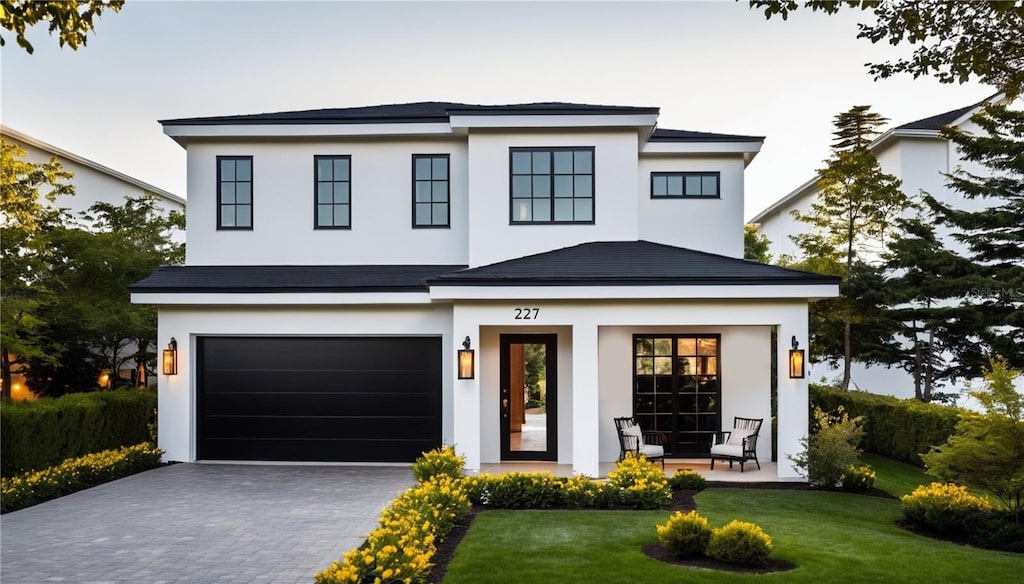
xmin=641 ymin=544 xmax=797 ymax=574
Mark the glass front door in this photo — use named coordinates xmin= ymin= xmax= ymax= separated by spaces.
xmin=633 ymin=335 xmax=721 ymax=456
xmin=499 ymin=334 xmax=557 ymax=461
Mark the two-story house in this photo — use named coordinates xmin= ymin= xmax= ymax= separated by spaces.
xmin=131 ymin=102 xmax=838 ymax=480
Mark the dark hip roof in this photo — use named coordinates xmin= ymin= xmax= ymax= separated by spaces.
xmin=429 ymin=241 xmax=839 ymax=286
xmin=650 ymin=128 xmax=764 ymax=143
xmin=129 ymin=265 xmax=467 ymax=293
xmin=159 ymin=101 xmax=661 ymax=126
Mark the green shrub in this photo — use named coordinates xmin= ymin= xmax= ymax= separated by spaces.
xmin=560 ymin=474 xmax=600 ymax=509
xmin=706 ymin=520 xmax=773 ymax=565
xmin=411 ymin=445 xmax=465 ymax=483
xmin=459 ymin=473 xmax=491 ymax=505
xmin=901 ymin=482 xmax=995 ymax=533
xmin=1 ymin=389 xmax=157 ymax=477
xmin=668 ymin=469 xmax=707 ymax=492
xmin=380 ymin=475 xmax=471 ymax=540
xmin=607 ymin=453 xmax=671 ymax=509
xmin=789 ymin=406 xmax=864 ymax=488
xmin=484 ymin=472 xmax=562 ymax=509
xmin=840 ymin=465 xmax=876 ymax=492
xmin=1 ymin=442 xmax=163 ymax=513
xmin=962 ymin=509 xmax=1024 ymax=553
xmin=810 ymin=384 xmax=960 ymax=466
xmin=657 ymin=511 xmax=712 ymax=558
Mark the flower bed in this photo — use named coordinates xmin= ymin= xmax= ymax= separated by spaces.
xmin=1 ymin=442 xmax=163 ymax=513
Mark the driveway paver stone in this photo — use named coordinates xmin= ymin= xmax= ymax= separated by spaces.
xmin=0 ymin=463 xmax=414 ymax=584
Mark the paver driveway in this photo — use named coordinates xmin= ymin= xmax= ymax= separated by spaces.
xmin=0 ymin=463 xmax=414 ymax=584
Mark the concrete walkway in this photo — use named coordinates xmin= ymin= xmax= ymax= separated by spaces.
xmin=0 ymin=463 xmax=414 ymax=584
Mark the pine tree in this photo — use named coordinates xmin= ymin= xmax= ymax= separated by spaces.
xmin=791 ymin=106 xmax=908 ymax=389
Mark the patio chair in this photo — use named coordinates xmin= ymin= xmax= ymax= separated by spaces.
xmin=709 ymin=417 xmax=762 ymax=472
xmin=613 ymin=417 xmax=665 ymax=469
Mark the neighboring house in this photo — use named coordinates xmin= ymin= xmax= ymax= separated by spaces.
xmin=2 ymin=126 xmax=186 ymax=399
xmin=748 ymin=95 xmax=1008 ymax=399
xmin=131 ymin=102 xmax=839 ymax=480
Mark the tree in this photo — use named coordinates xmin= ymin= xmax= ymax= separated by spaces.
xmin=0 ymin=137 xmax=73 ymax=399
xmin=743 ymin=224 xmax=772 ymax=262
xmin=750 ymin=1 xmax=1024 ymax=98
xmin=923 ymin=356 xmax=1024 ymax=522
xmin=925 ymin=101 xmax=1024 ymax=373
xmin=791 ymin=105 xmax=907 ymax=389
xmin=0 ymin=0 xmax=124 ymax=54
xmin=37 ymin=196 xmax=184 ymax=394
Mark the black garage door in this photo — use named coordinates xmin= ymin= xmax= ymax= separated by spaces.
xmin=197 ymin=336 xmax=442 ymax=462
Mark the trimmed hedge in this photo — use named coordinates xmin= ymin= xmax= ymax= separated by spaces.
xmin=809 ymin=384 xmax=960 ymax=466
xmin=1 ymin=389 xmax=157 ymax=477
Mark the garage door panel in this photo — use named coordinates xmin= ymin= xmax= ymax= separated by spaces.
xmin=200 ymin=438 xmax=440 ymax=463
xmin=202 ymin=415 xmax=439 ymax=440
xmin=198 ymin=336 xmax=441 ymax=462
xmin=200 ymin=392 xmax=437 ymax=418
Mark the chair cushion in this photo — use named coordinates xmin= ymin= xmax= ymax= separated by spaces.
xmin=710 ymin=443 xmax=745 ymax=458
xmin=640 ymin=444 xmax=664 ymax=458
xmin=727 ymin=428 xmax=754 ymax=446
xmin=621 ymin=425 xmax=643 ymax=444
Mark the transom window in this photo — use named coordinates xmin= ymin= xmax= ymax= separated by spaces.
xmin=217 ymin=156 xmax=252 ymax=230
xmin=633 ymin=335 xmax=721 ymax=456
xmin=510 ymin=147 xmax=594 ymax=224
xmin=651 ymin=172 xmax=720 ymax=198
xmin=315 ymin=155 xmax=351 ymax=229
xmin=413 ymin=154 xmax=449 ymax=228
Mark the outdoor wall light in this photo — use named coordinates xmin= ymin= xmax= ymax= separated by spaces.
xmin=457 ymin=336 xmax=475 ymax=380
xmin=789 ymin=335 xmax=805 ymax=379
xmin=162 ymin=338 xmax=178 ymax=376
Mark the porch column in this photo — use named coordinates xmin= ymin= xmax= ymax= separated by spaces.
xmin=777 ymin=307 xmax=810 ymax=481
xmin=452 ymin=308 xmax=481 ymax=472
xmin=572 ymin=323 xmax=600 ymax=477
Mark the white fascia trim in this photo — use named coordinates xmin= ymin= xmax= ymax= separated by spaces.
xmin=162 ymin=123 xmax=455 ymax=140
xmin=640 ymin=141 xmax=763 ymax=156
xmin=130 ymin=292 xmax=435 ymax=305
xmin=1 ymin=125 xmax=186 ymax=205
xmin=448 ymin=114 xmax=659 ymax=129
xmin=428 ymin=284 xmax=839 ymax=301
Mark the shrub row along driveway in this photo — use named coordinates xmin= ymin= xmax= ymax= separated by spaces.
xmin=0 ymin=463 xmax=414 ymax=584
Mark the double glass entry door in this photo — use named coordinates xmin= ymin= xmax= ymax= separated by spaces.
xmin=633 ymin=335 xmax=721 ymax=456
xmin=499 ymin=334 xmax=557 ymax=461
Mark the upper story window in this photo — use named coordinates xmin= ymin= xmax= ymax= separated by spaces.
xmin=651 ymin=172 xmax=720 ymax=199
xmin=510 ymin=147 xmax=594 ymax=224
xmin=315 ymin=155 xmax=351 ymax=229
xmin=217 ymin=156 xmax=253 ymax=230
xmin=413 ymin=154 xmax=449 ymax=228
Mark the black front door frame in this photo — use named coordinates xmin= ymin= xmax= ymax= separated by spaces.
xmin=499 ymin=333 xmax=558 ymax=461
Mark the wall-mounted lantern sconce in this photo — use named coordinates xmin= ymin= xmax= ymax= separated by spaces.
xmin=162 ymin=338 xmax=178 ymax=376
xmin=789 ymin=335 xmax=805 ymax=379
xmin=457 ymin=336 xmax=475 ymax=380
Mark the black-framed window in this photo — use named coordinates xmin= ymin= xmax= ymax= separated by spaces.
xmin=633 ymin=334 xmax=721 ymax=456
xmin=510 ymin=147 xmax=594 ymax=224
xmin=651 ymin=172 xmax=720 ymax=198
xmin=217 ymin=156 xmax=252 ymax=230
xmin=314 ymin=155 xmax=351 ymax=229
xmin=413 ymin=154 xmax=449 ymax=228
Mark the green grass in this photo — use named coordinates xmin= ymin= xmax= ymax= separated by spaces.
xmin=863 ymin=452 xmax=935 ymax=497
xmin=443 ymin=491 xmax=1023 ymax=583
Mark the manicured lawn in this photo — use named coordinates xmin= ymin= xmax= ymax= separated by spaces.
xmin=443 ymin=489 xmax=1023 ymax=583
xmin=862 ymin=452 xmax=934 ymax=497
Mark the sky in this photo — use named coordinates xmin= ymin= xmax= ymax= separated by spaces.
xmin=1 ymin=0 xmax=991 ymax=220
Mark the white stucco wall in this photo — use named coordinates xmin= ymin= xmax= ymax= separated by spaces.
xmin=465 ymin=130 xmax=640 ymax=267
xmin=156 ymin=304 xmax=454 ymax=462
xmin=183 ymin=139 xmax=469 ymax=266
xmin=637 ymin=155 xmax=746 ymax=257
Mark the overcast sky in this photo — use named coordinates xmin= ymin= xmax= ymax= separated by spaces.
xmin=1 ymin=0 xmax=991 ymax=220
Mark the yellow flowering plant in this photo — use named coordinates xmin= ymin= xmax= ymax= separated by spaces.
xmin=607 ymin=453 xmax=671 ymax=509
xmin=901 ymin=482 xmax=994 ymax=533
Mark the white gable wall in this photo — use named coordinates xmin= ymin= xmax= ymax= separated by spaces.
xmin=465 ymin=130 xmax=640 ymax=267
xmin=638 ymin=155 xmax=746 ymax=258
xmin=183 ymin=139 xmax=469 ymax=266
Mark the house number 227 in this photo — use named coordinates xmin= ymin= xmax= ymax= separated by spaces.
xmin=514 ymin=308 xmax=540 ymax=320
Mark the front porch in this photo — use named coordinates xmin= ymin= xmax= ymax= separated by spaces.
xmin=480 ymin=459 xmax=781 ymax=482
